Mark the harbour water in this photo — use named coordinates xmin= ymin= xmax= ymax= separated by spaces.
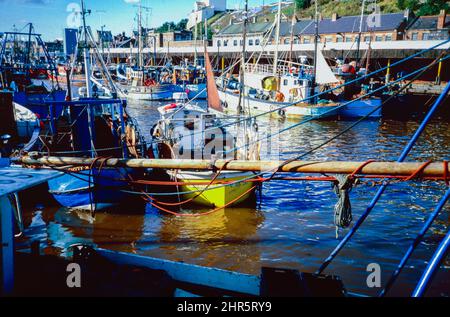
xmin=19 ymin=100 xmax=450 ymax=297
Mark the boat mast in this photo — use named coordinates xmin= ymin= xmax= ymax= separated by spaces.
xmin=288 ymin=2 xmax=297 ymax=69
xmin=237 ymin=0 xmax=249 ymax=115
xmin=356 ymin=0 xmax=366 ymax=65
xmin=273 ymin=0 xmax=282 ymax=77
xmin=81 ymin=0 xmax=93 ymax=97
xmin=138 ymin=3 xmax=143 ymax=69
xmin=194 ymin=16 xmax=198 ymax=67
xmin=311 ymin=0 xmax=319 ymax=104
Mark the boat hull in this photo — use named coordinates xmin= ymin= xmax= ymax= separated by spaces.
xmin=218 ymin=89 xmax=339 ymax=119
xmin=48 ymin=168 xmax=142 ymax=211
xmin=338 ymin=98 xmax=382 ymax=118
xmin=171 ymin=171 xmax=256 ymax=208
xmin=119 ymin=84 xmax=184 ymax=101
xmin=184 ymin=83 xmax=207 ymax=99
xmin=13 ymin=90 xmax=67 ymax=119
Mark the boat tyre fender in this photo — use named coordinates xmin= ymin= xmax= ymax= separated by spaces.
xmin=221 ymin=101 xmax=228 ymax=109
xmin=278 ymin=109 xmax=286 ymax=118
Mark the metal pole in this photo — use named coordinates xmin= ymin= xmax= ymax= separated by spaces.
xmin=412 ymin=228 xmax=450 ymax=297
xmin=81 ymin=0 xmax=92 ymax=97
xmin=311 ymin=0 xmax=319 ymax=104
xmin=237 ymin=0 xmax=249 ymax=115
xmin=316 ymin=81 xmax=450 ymax=275
xmin=356 ymin=0 xmax=366 ymax=64
xmin=273 ymin=0 xmax=282 ymax=76
xmin=380 ymin=187 xmax=450 ymax=296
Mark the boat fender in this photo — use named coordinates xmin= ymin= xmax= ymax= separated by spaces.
xmin=163 ymin=104 xmax=178 ymax=111
xmin=253 ymin=122 xmax=259 ymax=132
xmin=221 ymin=101 xmax=228 ymax=109
xmin=275 ymin=91 xmax=285 ymax=102
xmin=278 ymin=109 xmax=286 ymax=117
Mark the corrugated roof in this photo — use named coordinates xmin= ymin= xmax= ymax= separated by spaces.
xmin=217 ymin=12 xmax=407 ymax=37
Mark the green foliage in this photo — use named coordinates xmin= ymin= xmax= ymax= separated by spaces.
xmin=295 ymin=0 xmax=311 ymax=10
xmin=397 ymin=0 xmax=449 ymax=15
xmin=156 ymin=18 xmax=188 ymax=33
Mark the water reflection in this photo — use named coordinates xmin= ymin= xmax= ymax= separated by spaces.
xmin=20 ymin=100 xmax=450 ymax=296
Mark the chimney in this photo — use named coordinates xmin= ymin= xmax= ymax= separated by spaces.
xmin=332 ymin=13 xmax=339 ymax=22
xmin=437 ymin=9 xmax=446 ymax=29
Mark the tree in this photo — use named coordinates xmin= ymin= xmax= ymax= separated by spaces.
xmin=397 ymin=0 xmax=449 ymax=15
xmin=295 ymin=0 xmax=311 ymax=10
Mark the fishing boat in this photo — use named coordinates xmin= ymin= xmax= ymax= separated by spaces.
xmin=117 ymin=66 xmax=184 ymax=101
xmin=43 ymin=1 xmax=147 ymax=211
xmin=151 ymin=47 xmax=260 ymax=208
xmin=172 ymin=64 xmax=207 ymax=100
xmin=0 ymin=24 xmax=67 ymax=118
xmin=218 ymin=0 xmax=381 ymax=120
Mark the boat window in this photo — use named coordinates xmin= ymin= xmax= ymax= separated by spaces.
xmin=233 ymin=40 xmax=238 ymax=46
xmin=255 ymin=39 xmax=260 ymax=45
xmin=284 ymin=79 xmax=288 ymax=86
xmin=224 ymin=40 xmax=228 ymax=47
xmin=249 ymin=39 xmax=254 ymax=46
xmin=217 ymin=40 xmax=221 ymax=47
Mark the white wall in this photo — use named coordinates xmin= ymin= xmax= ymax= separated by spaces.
xmin=206 ymin=0 xmax=227 ymax=12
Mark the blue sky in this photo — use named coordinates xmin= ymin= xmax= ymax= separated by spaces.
xmin=0 ymin=0 xmax=265 ymax=40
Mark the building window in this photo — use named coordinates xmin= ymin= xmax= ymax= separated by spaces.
xmin=293 ymin=38 xmax=299 ymax=44
xmin=223 ymin=40 xmax=228 ymax=47
xmin=249 ymin=39 xmax=254 ymax=46
xmin=217 ymin=40 xmax=221 ymax=47
xmin=303 ymin=36 xmax=310 ymax=44
xmin=325 ymin=36 xmax=332 ymax=43
xmin=284 ymin=38 xmax=290 ymax=44
xmin=240 ymin=39 xmax=243 ymax=46
xmin=364 ymin=35 xmax=371 ymax=42
xmin=336 ymin=36 xmax=344 ymax=43
xmin=422 ymin=33 xmax=430 ymax=40
xmin=233 ymin=40 xmax=238 ymax=46
xmin=385 ymin=34 xmax=392 ymax=41
xmin=255 ymin=39 xmax=260 ymax=45
xmin=411 ymin=32 xmax=419 ymax=40
xmin=345 ymin=36 xmax=353 ymax=42
xmin=375 ymin=35 xmax=383 ymax=42
xmin=283 ymin=79 xmax=288 ymax=86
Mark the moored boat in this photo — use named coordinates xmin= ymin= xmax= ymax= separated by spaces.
xmin=151 ymin=48 xmax=260 ymax=208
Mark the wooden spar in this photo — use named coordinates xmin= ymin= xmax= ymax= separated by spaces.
xmin=14 ymin=156 xmax=450 ymax=178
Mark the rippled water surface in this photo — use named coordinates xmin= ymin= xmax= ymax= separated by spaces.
xmin=21 ymin=99 xmax=450 ymax=297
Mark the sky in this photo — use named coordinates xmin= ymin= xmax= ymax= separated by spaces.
xmin=0 ymin=0 xmax=266 ymax=40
